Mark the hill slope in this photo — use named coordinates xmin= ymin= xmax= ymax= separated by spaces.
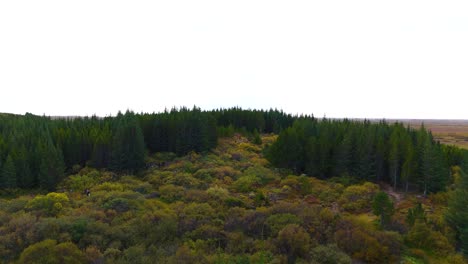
xmin=0 ymin=134 xmax=466 ymax=263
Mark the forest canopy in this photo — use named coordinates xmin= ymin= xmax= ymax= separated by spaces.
xmin=266 ymin=118 xmax=465 ymax=194
xmin=0 ymin=107 xmax=295 ymax=190
xmin=0 ymin=108 xmax=464 ymax=192
xmin=0 ymin=108 xmax=467 ymax=263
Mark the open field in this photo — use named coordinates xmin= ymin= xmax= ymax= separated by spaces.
xmin=393 ymin=119 xmax=468 ymax=149
xmin=354 ymin=118 xmax=468 ymax=149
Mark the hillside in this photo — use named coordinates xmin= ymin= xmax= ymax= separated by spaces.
xmin=0 ymin=134 xmax=466 ymax=264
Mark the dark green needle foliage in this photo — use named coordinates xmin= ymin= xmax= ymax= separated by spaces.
xmin=0 ymin=108 xmax=463 ymax=196
xmin=110 ymin=111 xmax=146 ymax=173
xmin=1 ymin=154 xmax=17 ymax=189
xmin=0 ymin=108 xmax=466 ymax=262
xmin=446 ymin=157 xmax=468 ymax=256
xmin=372 ymin=191 xmax=394 ymax=227
xmin=267 ymin=118 xmax=460 ymax=194
xmin=406 ymin=202 xmax=426 ymax=227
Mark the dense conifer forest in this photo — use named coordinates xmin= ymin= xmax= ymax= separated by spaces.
xmin=0 ymin=108 xmax=467 ymax=263
xmin=266 ymin=118 xmax=465 ymax=193
xmin=0 ymin=107 xmax=295 ymax=190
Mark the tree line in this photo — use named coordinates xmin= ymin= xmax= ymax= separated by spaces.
xmin=1 ymin=108 xmax=465 ymax=192
xmin=0 ymin=108 xmax=295 ymax=190
xmin=266 ymin=118 xmax=466 ymax=193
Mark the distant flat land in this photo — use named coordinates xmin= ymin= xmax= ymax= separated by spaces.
xmin=393 ymin=119 xmax=468 ymax=149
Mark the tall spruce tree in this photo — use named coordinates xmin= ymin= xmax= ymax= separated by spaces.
xmin=419 ymin=134 xmax=448 ymax=194
xmin=389 ymin=127 xmax=401 ymax=190
xmin=14 ymin=146 xmax=34 ymax=188
xmin=372 ymin=191 xmax=394 ymax=227
xmin=111 ymin=111 xmax=146 ymax=173
xmin=38 ymin=141 xmax=66 ymax=191
xmin=401 ymin=142 xmax=416 ymax=193
xmin=1 ymin=154 xmax=17 ymax=188
xmin=267 ymin=126 xmax=304 ymax=173
xmin=91 ymin=125 xmax=112 ymax=168
xmin=357 ymin=128 xmax=376 ymax=181
xmin=375 ymin=131 xmax=387 ymax=182
xmin=335 ymin=129 xmax=356 ymax=177
xmin=446 ymin=159 xmax=468 ymax=256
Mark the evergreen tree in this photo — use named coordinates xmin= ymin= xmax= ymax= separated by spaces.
xmin=38 ymin=142 xmax=66 ymax=191
xmin=372 ymin=191 xmax=394 ymax=227
xmin=91 ymin=125 xmax=112 ymax=168
xmin=267 ymin=119 xmax=456 ymax=193
xmin=419 ymin=134 xmax=448 ymax=194
xmin=1 ymin=154 xmax=17 ymax=188
xmin=446 ymin=159 xmax=468 ymax=255
xmin=416 ymin=126 xmax=432 ymax=195
xmin=14 ymin=146 xmax=34 ymax=188
xmin=375 ymin=130 xmax=387 ymax=182
xmin=111 ymin=112 xmax=146 ymax=173
xmin=339 ymin=129 xmax=359 ymax=177
xmin=267 ymin=126 xmax=305 ymax=173
xmin=460 ymin=228 xmax=468 ymax=257
xmin=316 ymin=124 xmax=335 ymax=178
xmin=429 ymin=144 xmax=449 ymax=192
xmin=389 ymin=128 xmax=401 ymax=190
xmin=305 ymin=136 xmax=320 ymax=177
xmin=401 ymin=142 xmax=416 ymax=193
xmin=205 ymin=114 xmax=218 ymax=149
xmin=357 ymin=127 xmax=376 ymax=181
xmin=0 ymin=135 xmax=6 ymax=163
xmin=151 ymin=116 xmax=169 ymax=152
xmin=252 ymin=129 xmax=262 ymax=145
xmin=407 ymin=202 xmax=426 ymax=227
xmin=0 ymin=107 xmax=462 ymax=193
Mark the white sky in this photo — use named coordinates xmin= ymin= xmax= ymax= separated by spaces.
xmin=1 ymin=1 xmax=467 ymax=119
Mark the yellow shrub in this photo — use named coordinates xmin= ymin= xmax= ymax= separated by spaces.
xmin=27 ymin=192 xmax=70 ymax=216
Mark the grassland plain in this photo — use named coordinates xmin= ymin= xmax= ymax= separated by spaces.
xmin=402 ymin=120 xmax=468 ymax=150
xmin=373 ymin=119 xmax=468 ymax=150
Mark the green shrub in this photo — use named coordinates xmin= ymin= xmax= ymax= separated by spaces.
xmin=232 ymin=175 xmax=261 ymax=193
xmin=206 ymin=186 xmax=230 ymax=200
xmin=159 ymin=184 xmax=185 ymax=202
xmin=18 ymin=239 xmax=86 ymax=264
xmin=224 ymin=197 xmax=245 ymax=207
xmin=27 ymin=192 xmax=70 ymax=217
xmin=310 ymin=244 xmax=351 ymax=264
xmin=103 ymin=198 xmax=134 ymax=213
xmin=405 ymin=221 xmax=454 ymax=256
xmin=338 ymin=182 xmax=379 ymax=213
xmin=266 ymin=213 xmax=302 ymax=237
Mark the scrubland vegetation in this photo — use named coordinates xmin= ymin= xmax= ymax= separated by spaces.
xmin=0 ymin=108 xmax=467 ymax=263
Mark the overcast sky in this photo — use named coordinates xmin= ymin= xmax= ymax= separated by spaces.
xmin=1 ymin=1 xmax=467 ymax=119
